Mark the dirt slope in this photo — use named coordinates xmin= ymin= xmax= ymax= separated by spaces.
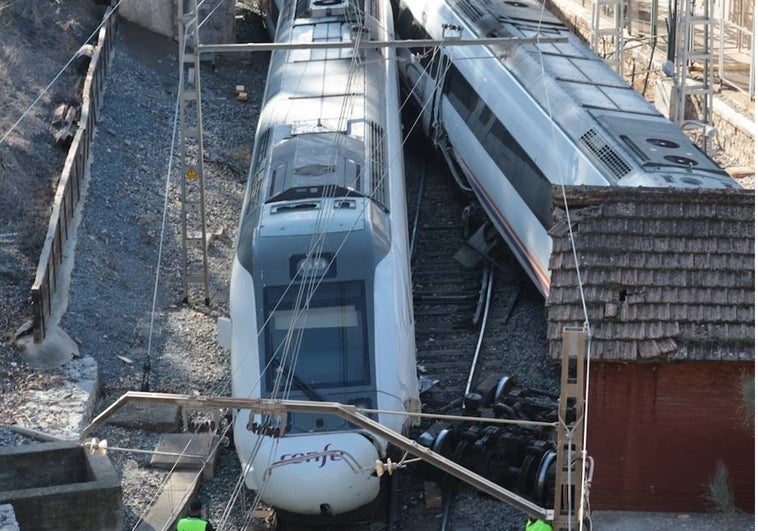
xmin=0 ymin=0 xmax=105 ymax=405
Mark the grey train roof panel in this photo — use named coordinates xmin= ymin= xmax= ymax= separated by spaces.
xmin=450 ymin=0 xmax=731 ymax=179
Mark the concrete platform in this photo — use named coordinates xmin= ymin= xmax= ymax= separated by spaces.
xmin=592 ymin=510 xmax=756 ymax=530
xmin=150 ymin=432 xmax=218 ymax=479
xmin=134 ymin=470 xmax=200 ymax=531
xmin=108 ymin=401 xmax=182 ymax=432
xmin=135 ymin=433 xmax=218 ymax=531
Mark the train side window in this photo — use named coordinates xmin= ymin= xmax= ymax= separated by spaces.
xmin=443 ymin=65 xmax=478 ymax=122
xmin=485 ymin=120 xmax=552 ymax=227
xmin=478 ymin=106 xmax=493 ymax=129
xmin=469 ymin=103 xmax=495 ymax=141
xmin=247 ymin=128 xmax=271 ymax=211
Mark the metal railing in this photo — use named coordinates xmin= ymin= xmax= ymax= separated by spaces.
xmin=577 ymin=0 xmax=754 ymax=100
xmin=30 ymin=7 xmax=118 ymax=342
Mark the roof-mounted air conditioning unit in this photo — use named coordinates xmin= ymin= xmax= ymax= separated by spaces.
xmin=310 ymin=0 xmax=349 ymax=18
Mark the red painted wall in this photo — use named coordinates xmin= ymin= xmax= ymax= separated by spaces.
xmin=587 ymin=361 xmax=754 ymax=512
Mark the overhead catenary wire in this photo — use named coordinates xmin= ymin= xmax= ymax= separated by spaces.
xmin=223 ymin=18 xmax=524 ymax=524
xmin=217 ymin=16 xmax=457 ymax=402
xmin=160 ymin=1 xmax=577 ymax=526
xmin=9 ymin=0 xmax=597 ymax=526
xmin=532 ymin=1 xmax=594 ymax=528
xmin=238 ymin=6 xmax=389 ymax=518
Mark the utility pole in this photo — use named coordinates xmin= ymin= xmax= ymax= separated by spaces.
xmin=552 ymin=326 xmax=588 ymax=530
xmin=177 ymin=0 xmax=210 ymax=304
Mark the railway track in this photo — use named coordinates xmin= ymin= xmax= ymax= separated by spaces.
xmin=408 ymin=150 xmax=486 ymax=409
xmin=393 ymin=133 xmax=556 ymax=531
xmin=406 ymin=133 xmax=524 ymax=419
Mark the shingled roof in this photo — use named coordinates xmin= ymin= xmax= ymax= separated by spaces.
xmin=546 ymin=186 xmax=755 ymax=362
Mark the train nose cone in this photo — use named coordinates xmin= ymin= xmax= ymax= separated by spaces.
xmin=234 ymin=421 xmax=383 ymax=515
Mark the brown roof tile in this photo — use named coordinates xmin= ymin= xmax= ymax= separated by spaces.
xmin=546 ymin=186 xmax=754 ymax=362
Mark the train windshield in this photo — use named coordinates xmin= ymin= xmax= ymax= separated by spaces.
xmin=263 ymin=281 xmax=370 ymax=392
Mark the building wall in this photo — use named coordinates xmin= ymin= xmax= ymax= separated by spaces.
xmin=119 ymin=0 xmax=235 ymax=43
xmin=587 ymin=361 xmax=754 ymax=512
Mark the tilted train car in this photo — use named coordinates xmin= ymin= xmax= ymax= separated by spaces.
xmin=392 ymin=0 xmax=739 ymax=296
xmin=222 ymin=0 xmax=418 ymax=522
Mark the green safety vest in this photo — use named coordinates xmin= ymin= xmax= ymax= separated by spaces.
xmin=176 ymin=516 xmax=208 ymax=531
xmin=525 ymin=519 xmax=553 ymax=531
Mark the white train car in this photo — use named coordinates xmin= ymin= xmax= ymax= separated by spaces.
xmin=392 ymin=0 xmax=740 ymax=296
xmin=222 ymin=0 xmax=418 ymax=522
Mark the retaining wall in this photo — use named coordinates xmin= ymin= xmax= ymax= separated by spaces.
xmin=0 ymin=442 xmax=123 ymax=531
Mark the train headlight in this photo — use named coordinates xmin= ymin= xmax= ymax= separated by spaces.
xmin=296 ymin=256 xmax=329 ymax=276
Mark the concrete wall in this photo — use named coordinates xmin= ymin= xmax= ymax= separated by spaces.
xmin=119 ymin=0 xmax=236 ymax=43
xmin=0 ymin=442 xmax=123 ymax=531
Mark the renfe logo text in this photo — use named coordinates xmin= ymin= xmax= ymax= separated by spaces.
xmin=279 ymin=443 xmax=344 ymax=468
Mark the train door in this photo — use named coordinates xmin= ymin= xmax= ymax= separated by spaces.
xmin=400 ymin=54 xmax=437 ymax=135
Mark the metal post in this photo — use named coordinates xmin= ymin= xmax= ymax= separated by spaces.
xmin=79 ymin=391 xmax=554 ymax=521
xmin=552 ymin=327 xmax=587 ymax=531
xmin=674 ymin=0 xmax=715 ymax=152
xmin=177 ymin=0 xmax=210 ymax=304
xmin=718 ymin=0 xmax=725 ymax=82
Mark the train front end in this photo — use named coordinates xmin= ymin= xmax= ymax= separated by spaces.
xmin=233 ymin=417 xmax=383 ymax=516
xmin=228 ymin=156 xmax=410 ymax=517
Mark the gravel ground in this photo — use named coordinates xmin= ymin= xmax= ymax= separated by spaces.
xmin=61 ymin=16 xmax=265 ymax=530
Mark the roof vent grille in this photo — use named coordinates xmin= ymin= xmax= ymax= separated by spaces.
xmin=366 ymin=120 xmax=388 ymax=209
xmin=454 ymin=0 xmax=485 ymax=22
xmin=580 ymin=128 xmax=631 ymax=179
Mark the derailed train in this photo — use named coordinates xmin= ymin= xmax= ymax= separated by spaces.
xmin=391 ymin=0 xmax=740 ymax=296
xmin=222 ymin=0 xmax=418 ymax=522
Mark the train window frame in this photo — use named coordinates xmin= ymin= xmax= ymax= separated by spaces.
xmin=483 ymin=118 xmax=553 ymax=228
xmin=262 ymin=281 xmax=371 ymax=393
xmin=443 ymin=64 xmax=478 ymax=122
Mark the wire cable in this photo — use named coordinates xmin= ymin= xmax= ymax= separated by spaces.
xmin=532 ymin=2 xmax=594 ymax=528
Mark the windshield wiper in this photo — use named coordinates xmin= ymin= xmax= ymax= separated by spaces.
xmin=272 ymin=357 xmax=328 ymax=402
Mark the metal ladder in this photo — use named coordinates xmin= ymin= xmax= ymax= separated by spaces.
xmin=177 ymin=0 xmax=210 ymax=304
xmin=552 ymin=326 xmax=588 ymax=531
xmin=674 ymin=0 xmax=715 ymax=151
xmin=591 ymin=0 xmax=627 ymax=73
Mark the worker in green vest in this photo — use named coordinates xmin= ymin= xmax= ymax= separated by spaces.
xmin=525 ymin=517 xmax=553 ymax=531
xmin=177 ymin=499 xmax=215 ymax=531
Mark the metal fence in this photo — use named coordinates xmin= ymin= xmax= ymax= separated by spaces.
xmin=30 ymin=8 xmax=118 ymax=342
xmin=569 ymin=0 xmax=753 ymax=99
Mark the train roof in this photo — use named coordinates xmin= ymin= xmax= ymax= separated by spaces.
xmin=439 ymin=0 xmax=737 ymax=186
